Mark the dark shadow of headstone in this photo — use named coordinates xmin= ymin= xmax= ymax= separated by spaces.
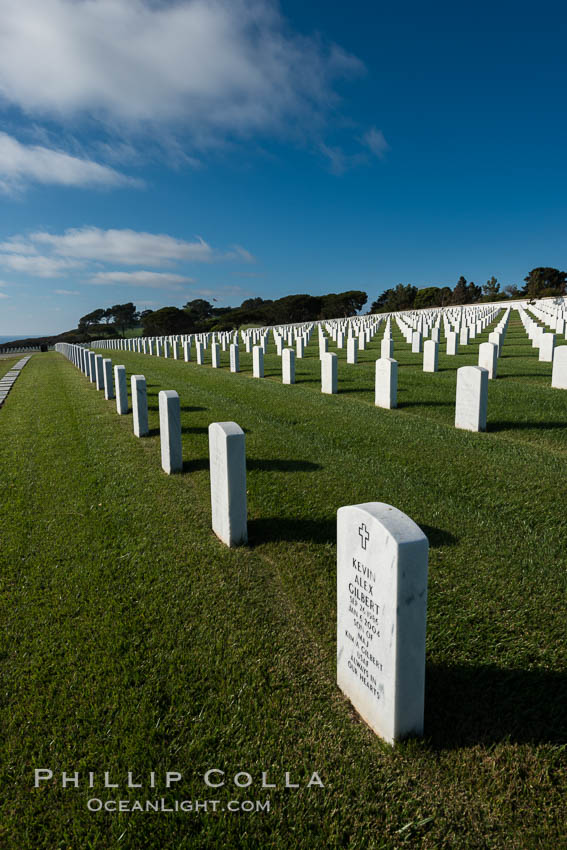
xmin=247 ymin=459 xmax=322 ymax=472
xmin=398 ymin=400 xmax=453 ymax=409
xmin=248 ymin=516 xmax=335 ymax=545
xmin=182 ymin=458 xmax=209 ymax=473
xmin=488 ymin=420 xmax=567 ymax=432
xmin=419 ymin=525 xmax=458 ymax=547
xmin=424 ymin=663 xmax=567 ymax=748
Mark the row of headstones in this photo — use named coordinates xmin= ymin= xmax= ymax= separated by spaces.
xmin=56 ymin=341 xmax=429 ymax=747
xmin=0 ymin=346 xmax=42 ymax=354
xmin=54 ymin=342 xmax=248 ymax=542
xmin=517 ymin=305 xmax=567 ymax=373
xmin=395 ymin=306 xmax=506 ymax=348
xmin=56 ymin=341 xmax=475 ymax=748
xmin=525 ymin=298 xmax=567 ymax=337
xmin=0 ymin=356 xmax=32 ymax=408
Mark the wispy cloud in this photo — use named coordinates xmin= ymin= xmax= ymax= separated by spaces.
xmin=0 ymin=252 xmax=82 ymax=278
xmin=0 ymin=226 xmax=256 ymax=292
xmin=90 ymin=270 xmax=194 ymax=290
xmin=0 ymin=291 xmax=9 ymax=299
xmin=32 ymin=227 xmax=213 ymax=266
xmin=362 ymin=127 xmax=389 ymax=159
xmin=223 ymin=245 xmax=256 ymax=263
xmin=0 ymin=0 xmax=364 ymax=157
xmin=53 ymin=288 xmax=79 ymax=295
xmin=320 ymin=127 xmax=390 ymax=174
xmin=0 ymin=132 xmax=142 ymax=193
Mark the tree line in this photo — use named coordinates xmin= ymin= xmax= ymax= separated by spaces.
xmin=370 ymin=268 xmax=566 ymax=313
xmin=56 ymin=266 xmax=567 ymax=344
xmin=76 ymin=291 xmax=368 ymax=338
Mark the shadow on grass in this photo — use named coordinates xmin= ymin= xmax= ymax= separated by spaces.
xmin=148 ymin=404 xmax=206 ymax=412
xmin=398 ymin=400 xmax=453 ymax=409
xmin=248 ymin=458 xmax=322 ymax=472
xmin=497 ymin=373 xmax=550 ymax=380
xmin=247 ymin=519 xmax=456 ymax=547
xmin=488 ymin=420 xmax=567 ymax=432
xmin=182 ymin=458 xmax=209 ymax=473
xmin=425 ymin=663 xmax=567 ymax=747
xmin=419 ymin=525 xmax=458 ymax=547
xmin=248 ymin=516 xmax=335 ymax=545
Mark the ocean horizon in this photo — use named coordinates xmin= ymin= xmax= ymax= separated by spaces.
xmin=0 ymin=334 xmax=45 ymax=344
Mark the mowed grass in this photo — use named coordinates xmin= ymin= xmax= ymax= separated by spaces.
xmin=1 ymin=314 xmax=566 ymax=849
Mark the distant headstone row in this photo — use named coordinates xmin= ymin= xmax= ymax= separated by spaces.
xmin=0 ymin=356 xmax=32 ymax=408
xmin=55 ymin=341 xmax=432 ymax=745
xmin=55 ymin=343 xmax=249 ymax=547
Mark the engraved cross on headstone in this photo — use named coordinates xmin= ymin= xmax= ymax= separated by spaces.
xmin=358 ymin=523 xmax=369 ymax=550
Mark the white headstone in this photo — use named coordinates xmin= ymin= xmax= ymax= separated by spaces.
xmin=211 ymin=343 xmax=221 ymax=368
xmin=321 ymin=352 xmax=337 ymax=394
xmin=103 ymin=358 xmax=114 ymax=400
xmin=230 ymin=343 xmax=240 ymax=373
xmin=422 ymin=340 xmax=438 ymax=373
xmin=159 ymin=390 xmax=182 ymax=474
xmin=282 ymin=348 xmax=295 ymax=384
xmin=455 ymin=366 xmax=488 ymax=432
xmin=347 ymin=338 xmax=358 ymax=364
xmin=253 ymin=346 xmax=264 ymax=378
xmin=114 ymin=365 xmax=128 ymax=414
xmin=375 ymin=358 xmax=397 ymax=409
xmin=380 ymin=337 xmax=393 ymax=359
xmin=208 ymin=421 xmax=247 ymax=547
xmin=551 ymin=345 xmax=567 ymax=389
xmin=95 ymin=354 xmax=104 ymax=389
xmin=337 ymin=502 xmax=429 ymax=745
xmin=446 ymin=331 xmax=458 ymax=356
xmin=539 ymin=333 xmax=555 ymax=363
xmin=478 ymin=341 xmax=498 ymax=379
xmin=131 ymin=375 xmax=149 ymax=437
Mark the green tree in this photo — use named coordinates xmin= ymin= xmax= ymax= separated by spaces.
xmin=370 ymin=284 xmax=417 ymax=313
xmin=78 ymin=308 xmax=105 ymax=330
xmin=142 ymin=307 xmax=195 ymax=336
xmin=466 ymin=281 xmax=482 ymax=303
xmin=108 ymin=303 xmax=139 ymax=336
xmin=451 ymin=276 xmax=469 ymax=305
xmin=482 ymin=277 xmax=500 ymax=300
xmin=183 ymin=299 xmax=213 ymax=326
xmin=414 ymin=287 xmax=441 ymax=309
xmin=522 ymin=267 xmax=567 ymax=300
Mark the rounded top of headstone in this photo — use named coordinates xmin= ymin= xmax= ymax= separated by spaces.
xmin=338 ymin=502 xmax=428 ymax=548
xmin=209 ymin=421 xmax=244 ymax=438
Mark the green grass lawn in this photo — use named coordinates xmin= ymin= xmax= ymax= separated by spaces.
xmin=1 ymin=314 xmax=566 ymax=849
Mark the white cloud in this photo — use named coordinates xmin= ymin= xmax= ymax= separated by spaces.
xmin=54 ymin=288 xmax=79 ymax=295
xmin=90 ymin=270 xmax=194 ymax=290
xmin=0 ymin=291 xmax=9 ymax=298
xmin=362 ymin=127 xmax=389 ymax=159
xmin=0 ymin=132 xmax=141 ymax=192
xmin=0 ymin=252 xmax=81 ymax=278
xmin=32 ymin=227 xmax=213 ymax=266
xmin=0 ymin=0 xmax=364 ymax=148
xmin=0 ymin=237 xmax=38 ymax=254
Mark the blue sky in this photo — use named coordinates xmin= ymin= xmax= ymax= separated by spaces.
xmin=0 ymin=0 xmax=565 ymax=335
